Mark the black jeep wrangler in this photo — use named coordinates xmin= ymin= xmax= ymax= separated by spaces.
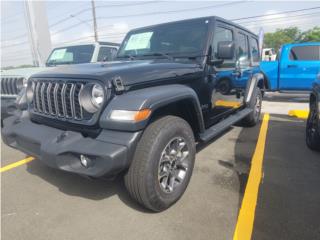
xmin=2 ymin=16 xmax=264 ymax=211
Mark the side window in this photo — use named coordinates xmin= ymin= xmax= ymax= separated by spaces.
xmin=289 ymin=45 xmax=320 ymax=61
xmin=212 ymin=26 xmax=234 ymax=68
xmin=237 ymin=33 xmax=249 ymax=66
xmin=97 ymin=47 xmax=117 ymax=61
xmin=250 ymin=37 xmax=259 ymax=64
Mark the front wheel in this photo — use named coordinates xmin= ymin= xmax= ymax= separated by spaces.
xmin=306 ymin=102 xmax=320 ymax=151
xmin=124 ymin=116 xmax=196 ymax=212
xmin=240 ymin=87 xmax=262 ymax=127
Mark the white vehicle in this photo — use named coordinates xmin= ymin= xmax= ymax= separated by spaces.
xmin=1 ymin=41 xmax=120 ymax=121
xmin=262 ymin=48 xmax=277 ymax=61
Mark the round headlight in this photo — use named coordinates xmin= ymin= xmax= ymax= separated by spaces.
xmin=23 ymin=78 xmax=28 ymax=88
xmin=17 ymin=77 xmax=28 ymax=91
xmin=91 ymin=84 xmax=104 ymax=108
xmin=79 ymin=83 xmax=105 ymax=113
xmin=26 ymin=81 xmax=35 ymax=103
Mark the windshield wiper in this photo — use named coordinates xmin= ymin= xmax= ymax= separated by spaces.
xmin=174 ymin=55 xmax=206 ymax=60
xmin=142 ymin=52 xmax=174 ymax=60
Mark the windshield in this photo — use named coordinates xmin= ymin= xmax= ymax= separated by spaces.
xmin=46 ymin=44 xmax=95 ymax=66
xmin=117 ymin=19 xmax=209 ymax=59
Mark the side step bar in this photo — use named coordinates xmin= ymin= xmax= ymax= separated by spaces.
xmin=199 ymin=108 xmax=253 ymax=142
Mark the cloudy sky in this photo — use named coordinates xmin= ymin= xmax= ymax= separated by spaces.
xmin=1 ymin=0 xmax=320 ymax=67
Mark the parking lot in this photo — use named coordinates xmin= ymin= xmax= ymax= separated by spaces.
xmin=1 ymin=94 xmax=320 ymax=240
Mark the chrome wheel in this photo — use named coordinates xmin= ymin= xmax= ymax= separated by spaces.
xmin=254 ymin=94 xmax=262 ymax=119
xmin=158 ymin=137 xmax=189 ymax=193
xmin=307 ymin=108 xmax=318 ymax=139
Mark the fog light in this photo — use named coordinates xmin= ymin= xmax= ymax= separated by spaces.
xmin=80 ymin=154 xmax=92 ymax=168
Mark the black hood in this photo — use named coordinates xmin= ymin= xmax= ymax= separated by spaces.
xmin=31 ymin=59 xmax=202 ymax=87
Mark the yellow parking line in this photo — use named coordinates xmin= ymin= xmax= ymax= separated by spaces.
xmin=288 ymin=109 xmax=309 ymax=119
xmin=233 ymin=113 xmax=270 ymax=240
xmin=0 ymin=157 xmax=35 ymax=173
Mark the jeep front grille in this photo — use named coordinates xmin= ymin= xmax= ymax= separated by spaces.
xmin=32 ymin=80 xmax=87 ymax=120
xmin=0 ymin=77 xmax=23 ymax=96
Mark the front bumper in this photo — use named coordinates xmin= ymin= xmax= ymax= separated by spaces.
xmin=2 ymin=115 xmax=142 ymax=177
xmin=1 ymin=97 xmax=17 ymax=122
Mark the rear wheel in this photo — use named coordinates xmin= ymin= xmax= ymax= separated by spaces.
xmin=217 ymin=79 xmax=231 ymax=95
xmin=306 ymin=102 xmax=320 ymax=151
xmin=240 ymin=87 xmax=262 ymax=127
xmin=124 ymin=116 xmax=196 ymax=212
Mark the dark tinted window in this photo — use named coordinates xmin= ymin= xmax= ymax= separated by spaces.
xmin=237 ymin=33 xmax=249 ymax=65
xmin=250 ymin=37 xmax=259 ymax=63
xmin=289 ymin=45 xmax=320 ymax=61
xmin=118 ymin=19 xmax=209 ymax=58
xmin=97 ymin=47 xmax=117 ymax=61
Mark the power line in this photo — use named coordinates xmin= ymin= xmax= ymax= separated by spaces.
xmin=2 ymin=40 xmax=28 ymax=48
xmin=231 ymin=6 xmax=320 ymax=21
xmin=2 ymin=55 xmax=32 ymax=61
xmin=51 ymin=22 xmax=86 ymax=36
xmin=0 ymin=10 xmax=25 ymax=24
xmin=52 ymin=36 xmax=94 ymax=46
xmin=243 ymin=15 xmax=320 ymax=28
xmin=49 ymin=1 xmax=159 ymax=29
xmin=96 ymin=1 xmax=247 ymax=20
xmin=50 ymin=1 xmax=247 ymax=35
xmin=238 ymin=11 xmax=320 ymax=25
xmin=1 ymin=33 xmax=28 ymax=42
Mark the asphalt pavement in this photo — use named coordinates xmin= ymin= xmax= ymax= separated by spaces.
xmin=1 ymin=98 xmax=320 ymax=240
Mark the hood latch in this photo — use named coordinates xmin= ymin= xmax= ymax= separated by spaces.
xmin=112 ymin=76 xmax=125 ymax=94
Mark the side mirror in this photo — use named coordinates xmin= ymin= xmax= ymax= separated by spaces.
xmin=217 ymin=41 xmax=235 ymax=60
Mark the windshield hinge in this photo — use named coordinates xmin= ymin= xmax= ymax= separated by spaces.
xmin=112 ymin=77 xmax=125 ymax=94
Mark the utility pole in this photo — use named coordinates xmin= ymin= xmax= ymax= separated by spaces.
xmin=91 ymin=0 xmax=98 ymax=42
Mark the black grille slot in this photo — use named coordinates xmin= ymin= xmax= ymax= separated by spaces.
xmin=32 ymin=80 xmax=87 ymax=121
xmin=0 ymin=77 xmax=22 ymax=95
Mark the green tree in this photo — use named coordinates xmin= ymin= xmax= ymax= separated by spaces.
xmin=264 ymin=27 xmax=301 ymax=51
xmin=298 ymin=27 xmax=320 ymax=42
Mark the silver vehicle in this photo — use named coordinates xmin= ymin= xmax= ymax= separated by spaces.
xmin=1 ymin=41 xmax=120 ymax=123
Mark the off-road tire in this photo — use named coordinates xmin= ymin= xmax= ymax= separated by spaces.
xmin=240 ymin=87 xmax=262 ymax=127
xmin=124 ymin=116 xmax=196 ymax=212
xmin=306 ymin=102 xmax=320 ymax=151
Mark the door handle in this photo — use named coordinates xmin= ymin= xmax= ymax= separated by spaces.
xmin=232 ymin=71 xmax=241 ymax=77
xmin=287 ymin=64 xmax=297 ymax=68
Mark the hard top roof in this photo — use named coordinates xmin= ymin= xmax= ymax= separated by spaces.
xmin=127 ymin=16 xmax=258 ymax=38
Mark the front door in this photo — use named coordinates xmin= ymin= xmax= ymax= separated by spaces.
xmin=204 ymin=24 xmax=246 ymax=127
xmin=279 ymin=44 xmax=320 ymax=90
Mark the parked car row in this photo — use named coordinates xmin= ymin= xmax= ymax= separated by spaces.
xmin=1 ymin=41 xmax=120 ymax=122
xmin=0 ymin=16 xmax=319 ymax=212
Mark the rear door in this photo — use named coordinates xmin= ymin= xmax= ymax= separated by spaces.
xmin=234 ymin=31 xmax=253 ymax=89
xmin=279 ymin=44 xmax=320 ymax=90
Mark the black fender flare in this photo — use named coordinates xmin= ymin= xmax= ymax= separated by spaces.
xmin=244 ymin=73 xmax=264 ymax=104
xmin=99 ymin=84 xmax=205 ymax=132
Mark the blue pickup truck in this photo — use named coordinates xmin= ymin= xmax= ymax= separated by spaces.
xmin=261 ymin=42 xmax=320 ymax=91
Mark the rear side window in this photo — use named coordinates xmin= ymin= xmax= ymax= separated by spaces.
xmin=289 ymin=45 xmax=320 ymax=61
xmin=250 ymin=37 xmax=260 ymax=63
xmin=237 ymin=33 xmax=249 ymax=65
